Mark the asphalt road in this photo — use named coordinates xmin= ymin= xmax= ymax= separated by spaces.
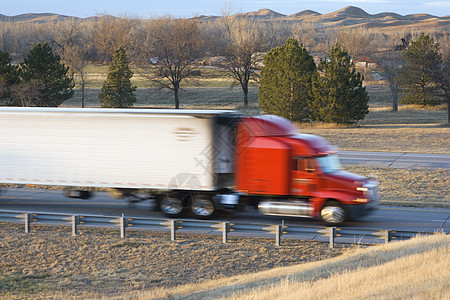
xmin=339 ymin=151 xmax=450 ymax=169
xmin=1 ymin=189 xmax=448 ymax=244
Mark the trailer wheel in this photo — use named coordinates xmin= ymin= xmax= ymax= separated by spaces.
xmin=190 ymin=195 xmax=215 ymax=219
xmin=320 ymin=201 xmax=346 ymax=225
xmin=160 ymin=196 xmax=184 ymax=217
xmin=65 ymin=190 xmax=93 ymax=200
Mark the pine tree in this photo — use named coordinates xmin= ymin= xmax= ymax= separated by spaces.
xmin=99 ymin=46 xmax=136 ymax=108
xmin=259 ymin=38 xmax=316 ymax=121
xmin=0 ymin=50 xmax=19 ymax=105
xmin=20 ymin=42 xmax=74 ymax=107
xmin=0 ymin=51 xmax=19 ymax=86
xmin=400 ymin=33 xmax=443 ymax=106
xmin=310 ymin=43 xmax=369 ymax=125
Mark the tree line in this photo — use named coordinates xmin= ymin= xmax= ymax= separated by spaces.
xmin=260 ymin=38 xmax=369 ymax=124
xmin=0 ymin=15 xmax=449 ymax=123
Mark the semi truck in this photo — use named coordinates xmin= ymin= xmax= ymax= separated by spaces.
xmin=0 ymin=107 xmax=378 ymax=225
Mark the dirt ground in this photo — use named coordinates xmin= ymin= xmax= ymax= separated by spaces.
xmin=0 ymin=222 xmax=351 ymax=299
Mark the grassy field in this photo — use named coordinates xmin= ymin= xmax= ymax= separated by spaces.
xmin=63 ymin=86 xmax=260 ymax=108
xmin=137 ymin=234 xmax=449 ymax=300
xmin=346 ymin=166 xmax=449 ymax=208
xmin=81 ymin=65 xmax=249 ymax=88
xmin=0 ymin=222 xmax=350 ymax=299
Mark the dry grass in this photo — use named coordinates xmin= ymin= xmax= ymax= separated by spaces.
xmin=134 ymin=234 xmax=449 ymax=300
xmin=82 ymin=65 xmax=237 ymax=88
xmin=344 ymin=166 xmax=450 ymax=208
xmin=0 ymin=222 xmax=350 ymax=300
xmin=300 ymin=125 xmax=449 ymax=154
xmin=63 ymin=87 xmax=260 ymax=109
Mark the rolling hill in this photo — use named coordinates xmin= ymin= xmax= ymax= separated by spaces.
xmin=0 ymin=6 xmax=449 ymax=33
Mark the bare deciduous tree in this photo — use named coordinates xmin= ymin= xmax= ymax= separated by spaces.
xmin=61 ymin=45 xmax=89 ymax=107
xmin=144 ymin=17 xmax=205 ymax=109
xmin=6 ymin=22 xmax=47 ymax=59
xmin=93 ymin=15 xmax=138 ymax=62
xmin=292 ymin=22 xmax=322 ymax=53
xmin=263 ymin=20 xmax=291 ymax=49
xmin=51 ymin=19 xmax=90 ymax=107
xmin=0 ymin=23 xmax=14 ymax=53
xmin=219 ymin=16 xmax=267 ymax=106
xmin=333 ymin=26 xmax=375 ymax=60
xmin=375 ymin=49 xmax=403 ymax=112
xmin=9 ymin=79 xmax=44 ymax=106
xmin=435 ymin=33 xmax=450 ymax=123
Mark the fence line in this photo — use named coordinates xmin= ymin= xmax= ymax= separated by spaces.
xmin=0 ymin=210 xmax=443 ymax=248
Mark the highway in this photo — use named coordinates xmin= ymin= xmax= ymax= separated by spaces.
xmin=340 ymin=151 xmax=450 ymax=169
xmin=1 ymin=188 xmax=448 ymax=240
xmin=1 ymin=150 xmax=448 ymax=242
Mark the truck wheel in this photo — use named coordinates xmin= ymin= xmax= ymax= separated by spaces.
xmin=320 ymin=201 xmax=346 ymax=225
xmin=190 ymin=195 xmax=215 ymax=219
xmin=65 ymin=190 xmax=93 ymax=200
xmin=160 ymin=196 xmax=184 ymax=217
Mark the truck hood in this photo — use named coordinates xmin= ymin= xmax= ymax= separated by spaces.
xmin=324 ymin=170 xmax=368 ymax=190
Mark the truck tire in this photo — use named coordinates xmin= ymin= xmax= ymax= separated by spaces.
xmin=160 ymin=196 xmax=185 ymax=218
xmin=65 ymin=190 xmax=93 ymax=200
xmin=320 ymin=201 xmax=346 ymax=225
xmin=190 ymin=195 xmax=215 ymax=219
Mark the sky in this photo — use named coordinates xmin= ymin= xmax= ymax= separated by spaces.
xmin=1 ymin=0 xmax=450 ymax=18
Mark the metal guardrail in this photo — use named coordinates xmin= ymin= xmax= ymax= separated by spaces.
xmin=0 ymin=210 xmax=443 ymax=248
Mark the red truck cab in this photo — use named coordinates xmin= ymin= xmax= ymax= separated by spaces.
xmin=235 ymin=115 xmax=378 ymax=225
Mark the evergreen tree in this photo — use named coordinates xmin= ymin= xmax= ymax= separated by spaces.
xmin=0 ymin=50 xmax=19 ymax=105
xmin=310 ymin=43 xmax=369 ymax=125
xmin=0 ymin=51 xmax=19 ymax=86
xmin=99 ymin=46 xmax=136 ymax=108
xmin=20 ymin=42 xmax=74 ymax=107
xmin=400 ymin=33 xmax=443 ymax=106
xmin=259 ymin=38 xmax=316 ymax=121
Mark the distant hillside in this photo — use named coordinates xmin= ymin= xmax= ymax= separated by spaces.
xmin=0 ymin=13 xmax=80 ymax=23
xmin=195 ymin=5 xmax=449 ymax=33
xmin=289 ymin=10 xmax=321 ymax=18
xmin=1 ymin=6 xmax=449 ymax=33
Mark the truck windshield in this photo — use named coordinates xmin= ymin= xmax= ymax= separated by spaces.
xmin=316 ymin=154 xmax=342 ymax=174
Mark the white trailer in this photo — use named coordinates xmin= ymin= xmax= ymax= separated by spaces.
xmin=0 ymin=108 xmax=238 ymax=206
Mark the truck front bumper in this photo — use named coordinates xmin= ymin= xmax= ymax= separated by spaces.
xmin=345 ymin=200 xmax=379 ymax=221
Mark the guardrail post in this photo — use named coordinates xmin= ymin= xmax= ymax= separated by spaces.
xmin=275 ymin=225 xmax=282 ymax=246
xmin=329 ymin=227 xmax=337 ymax=249
xmin=120 ymin=214 xmax=127 ymax=238
xmin=170 ymin=220 xmax=179 ymax=241
xmin=222 ymin=222 xmax=230 ymax=244
xmin=72 ymin=215 xmax=80 ymax=236
xmin=24 ymin=213 xmax=31 ymax=234
xmin=263 ymin=224 xmax=284 ymax=246
xmin=385 ymin=230 xmax=392 ymax=243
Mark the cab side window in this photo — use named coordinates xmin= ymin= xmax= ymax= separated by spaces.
xmin=293 ymin=157 xmax=315 ymax=173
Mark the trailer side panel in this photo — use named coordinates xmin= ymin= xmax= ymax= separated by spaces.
xmin=0 ymin=109 xmax=218 ymax=190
